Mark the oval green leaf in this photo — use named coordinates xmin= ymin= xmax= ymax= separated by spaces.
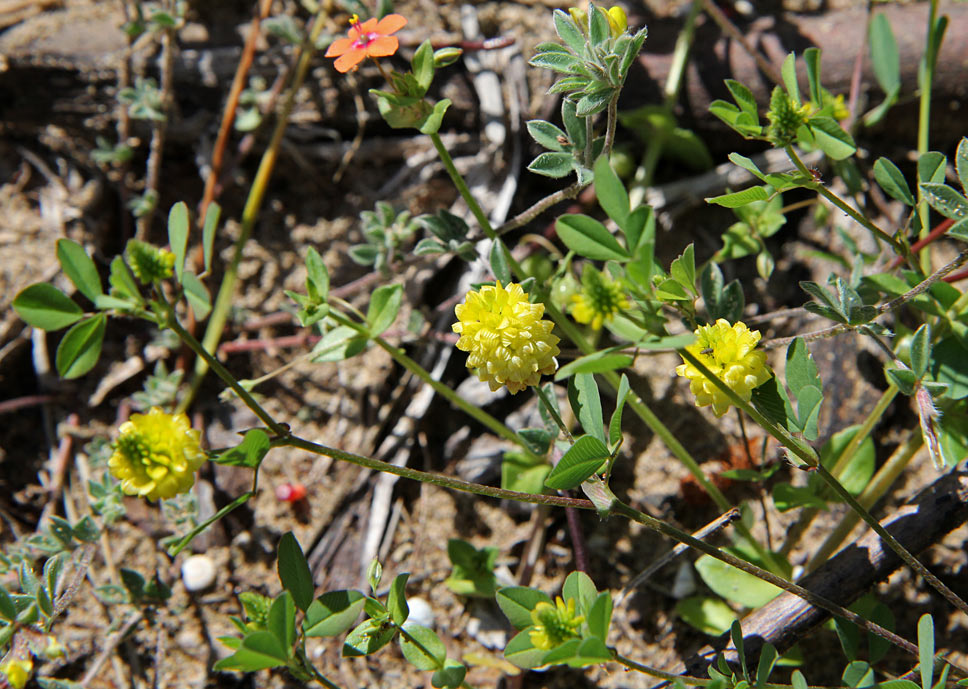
xmin=202 ymin=202 xmax=220 ymax=273
xmin=675 ymin=595 xmax=736 ymax=635
xmin=56 ymin=239 xmax=102 ymax=301
xmin=367 ymin=284 xmax=403 ymax=337
xmin=167 ymin=202 xmax=189 ymax=283
xmin=277 ymin=533 xmax=314 ymax=612
xmin=528 ymin=152 xmax=576 ymax=179
xmin=496 ymin=586 xmax=552 ymax=630
xmin=267 ymin=592 xmax=296 ymax=650
xmin=706 ymin=186 xmax=770 ymax=208
xmin=213 ymin=630 xmax=289 ymax=671
xmin=342 ymin=618 xmax=396 ymax=657
xmin=526 ymin=120 xmax=566 ymax=151
xmin=544 ymin=435 xmax=610 ymax=490
xmin=503 ymin=628 xmax=549 ymax=669
xmin=399 ymin=623 xmax=445 ymax=671
xmin=555 ymin=351 xmax=633 ymax=379
xmin=387 ymin=572 xmax=410 ymax=626
xmin=694 ymin=554 xmax=783 ymax=608
xmin=215 ymin=429 xmax=271 ymax=468
xmin=555 ymin=214 xmax=629 ymax=261
xmin=13 ymin=283 xmax=84 ymax=331
xmin=304 ymin=590 xmax=365 ymax=637
xmin=55 ymin=314 xmax=106 ymax=379
xmin=182 ymin=271 xmax=211 ymax=321
xmin=920 ymin=182 xmax=968 ymax=221
xmin=432 ymin=658 xmax=467 ymax=689
xmin=873 ymin=158 xmax=915 ymax=206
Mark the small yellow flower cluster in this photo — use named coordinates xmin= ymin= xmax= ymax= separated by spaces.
xmin=676 ymin=319 xmax=771 ymax=417
xmin=125 ymin=239 xmax=175 ymax=284
xmin=109 ymin=407 xmax=207 ymax=501
xmin=453 ymin=282 xmax=560 ymax=394
xmin=570 ymin=267 xmax=629 ymax=330
xmin=529 ymin=597 xmax=584 ymax=650
xmin=0 ymin=658 xmax=32 ymax=689
xmin=830 ymin=93 xmax=850 ymax=121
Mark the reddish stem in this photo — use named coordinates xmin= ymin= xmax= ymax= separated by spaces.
xmin=889 ymin=218 xmax=954 ymax=270
xmin=943 ymin=267 xmax=968 ymax=283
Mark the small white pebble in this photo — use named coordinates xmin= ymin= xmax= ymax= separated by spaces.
xmin=733 ymin=0 xmax=754 ymax=15
xmin=404 ymin=597 xmax=434 ymax=628
xmin=181 ymin=554 xmax=217 ymax=592
xmin=671 ymin=561 xmax=696 ymax=599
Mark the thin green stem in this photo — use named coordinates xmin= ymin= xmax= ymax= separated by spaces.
xmin=613 ymin=651 xmax=713 ymax=684
xmin=394 ymin=626 xmax=477 ymax=689
xmin=602 ymin=91 xmax=620 ymax=157
xmin=584 ymin=111 xmax=595 ymax=168
xmin=664 ymin=0 xmax=702 ymax=105
xmin=326 ymin=311 xmax=530 ymax=454
xmin=678 ymin=348 xmax=968 ymax=618
xmin=167 ymin=315 xmax=287 ymax=437
xmin=305 ymin=659 xmax=343 ymax=689
xmin=167 ymin=491 xmax=254 ymax=556
xmin=496 ymin=181 xmax=588 ymax=235
xmin=613 ymin=652 xmax=847 ymax=689
xmin=428 ymin=129 xmax=780 ymax=569
xmin=785 ymin=146 xmax=902 ymax=254
xmin=814 ymin=461 xmax=968 ymax=616
xmin=916 ymin=0 xmax=941 ymax=273
xmin=627 ymin=0 xmax=700 ymax=209
xmin=678 ymin=349 xmax=819 ymax=466
xmin=780 ymin=384 xmax=898 ymax=557
xmin=828 ymin=384 xmax=898 ymax=478
xmin=806 ymin=431 xmax=922 ymax=571
xmin=280 ymin=434 xmax=591 ymax=509
xmin=429 ymin=132 xmax=497 ymax=241
xmin=179 ymin=6 xmax=328 ymax=413
xmin=535 ymin=384 xmax=572 ymax=442
xmin=608 ymin=499 xmax=919 ymax=657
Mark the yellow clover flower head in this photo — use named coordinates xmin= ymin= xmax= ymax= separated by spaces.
xmin=0 ymin=658 xmax=33 ymax=689
xmin=529 ymin=596 xmax=584 ymax=650
xmin=675 ymin=319 xmax=771 ymax=417
xmin=125 ymin=239 xmax=175 ymax=284
xmin=452 ymin=281 xmax=560 ymax=394
xmin=570 ymin=266 xmax=630 ymax=330
xmin=109 ymin=407 xmax=206 ymax=501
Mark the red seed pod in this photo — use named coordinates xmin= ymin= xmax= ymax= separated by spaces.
xmin=275 ymin=483 xmax=307 ymax=502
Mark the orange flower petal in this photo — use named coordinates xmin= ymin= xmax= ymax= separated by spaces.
xmin=334 ymin=50 xmax=366 ymax=73
xmin=355 ymin=17 xmax=378 ymax=34
xmin=364 ymin=36 xmax=399 ymax=57
xmin=324 ymin=36 xmax=354 ymax=57
xmin=375 ymin=14 xmax=407 ymax=35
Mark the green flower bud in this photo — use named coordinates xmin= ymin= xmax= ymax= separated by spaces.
xmin=766 ymin=86 xmax=807 ymax=148
xmin=125 ymin=239 xmax=175 ymax=284
xmin=529 ymin=597 xmax=584 ymax=650
xmin=433 ymin=47 xmax=463 ymax=68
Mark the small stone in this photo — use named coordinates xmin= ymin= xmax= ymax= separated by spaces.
xmin=181 ymin=554 xmax=216 ymax=592
xmin=405 ymin=597 xmax=434 ymax=628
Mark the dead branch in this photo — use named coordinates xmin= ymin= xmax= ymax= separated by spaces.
xmin=681 ymin=464 xmax=968 ymax=675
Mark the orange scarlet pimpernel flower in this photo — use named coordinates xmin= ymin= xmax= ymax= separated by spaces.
xmin=325 ymin=13 xmax=407 ymax=73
